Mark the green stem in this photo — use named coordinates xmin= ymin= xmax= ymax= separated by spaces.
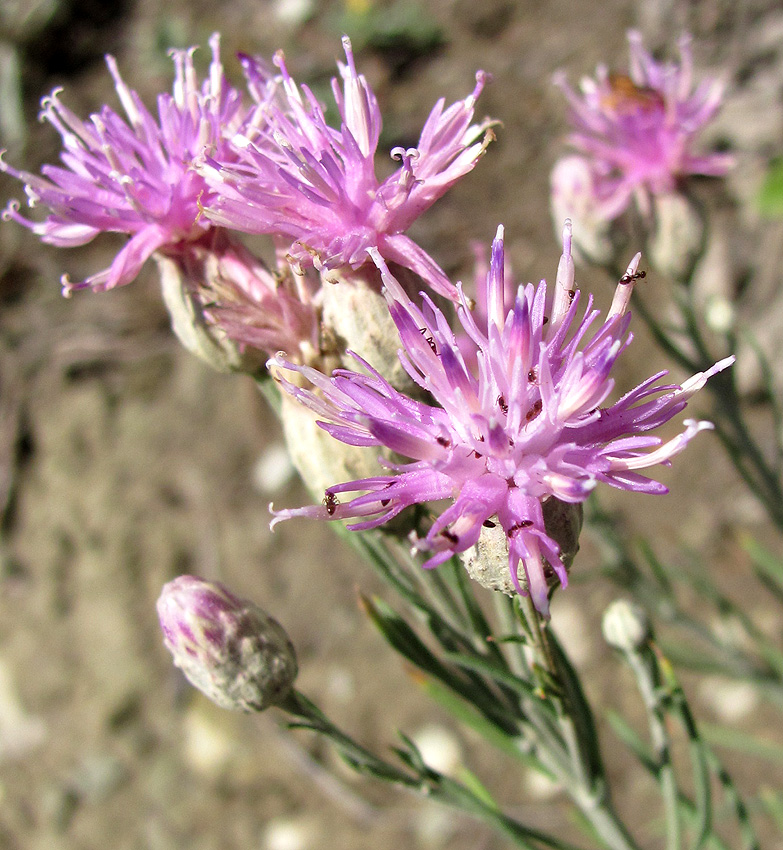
xmin=517 ymin=597 xmax=641 ymax=850
xmin=623 ymin=649 xmax=681 ymax=850
xmin=278 ymin=689 xmax=587 ymax=850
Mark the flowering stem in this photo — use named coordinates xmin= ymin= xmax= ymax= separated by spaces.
xmin=517 ymin=596 xmax=641 ymax=850
xmin=519 ymin=596 xmax=591 ymax=786
xmin=338 ymin=524 xmax=640 ymax=849
xmin=277 ymin=688 xmax=590 ymax=850
xmin=623 ymin=645 xmax=682 ymax=850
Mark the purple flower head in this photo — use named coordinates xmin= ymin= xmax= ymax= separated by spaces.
xmin=157 ymin=575 xmax=298 ymax=712
xmin=553 ymin=31 xmax=733 ymax=220
xmin=1 ymin=34 xmax=261 ymax=294
xmin=270 ymin=221 xmax=733 ymax=617
xmin=201 ymin=36 xmax=494 ymax=301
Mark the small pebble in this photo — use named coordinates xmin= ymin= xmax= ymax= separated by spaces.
xmin=523 ymin=767 xmax=562 ymax=801
xmin=698 ymin=677 xmax=760 ymax=723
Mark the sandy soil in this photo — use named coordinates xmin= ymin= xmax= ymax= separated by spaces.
xmin=1 ymin=1 xmax=782 ymax=848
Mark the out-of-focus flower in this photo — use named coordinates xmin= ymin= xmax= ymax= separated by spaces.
xmin=157 ymin=575 xmax=298 ymax=712
xmin=549 ymin=155 xmax=613 ymax=264
xmin=553 ymin=31 xmax=732 ymax=220
xmin=269 ymin=221 xmax=733 ymax=617
xmin=1 ymin=34 xmax=265 ymax=293
xmin=201 ymin=36 xmax=494 ymax=301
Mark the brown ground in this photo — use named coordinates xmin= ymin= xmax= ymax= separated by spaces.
xmin=1 ymin=1 xmax=782 ymax=849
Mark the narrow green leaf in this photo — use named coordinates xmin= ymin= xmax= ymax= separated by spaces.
xmin=758 ymin=787 xmax=783 ymax=832
xmin=740 ymin=534 xmax=783 ymax=592
xmin=416 ymin=672 xmax=551 ymax=774
xmin=360 ymin=593 xmax=521 ymax=734
xmin=442 ymin=651 xmax=546 ymax=704
xmin=658 ymin=658 xmax=712 ymax=850
xmin=606 ymin=711 xmax=655 ymax=771
xmin=456 ymin=765 xmax=501 ymax=810
xmin=545 ymin=628 xmax=605 ymax=785
xmin=637 ymin=538 xmax=674 ymax=593
xmin=701 ymin=723 xmax=783 ymax=764
xmin=759 ymin=158 xmax=783 ymax=217
xmin=360 ymin=592 xmax=449 ymax=676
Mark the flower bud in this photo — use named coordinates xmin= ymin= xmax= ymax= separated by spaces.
xmin=602 ymin=599 xmax=650 ymax=652
xmin=157 ymin=254 xmax=261 ymax=374
xmin=157 ymin=576 xmax=297 ymax=712
xmin=278 ymin=392 xmax=388 ymax=501
xmin=320 ymin=266 xmax=415 ymax=392
xmin=156 ymin=232 xmax=321 ymax=374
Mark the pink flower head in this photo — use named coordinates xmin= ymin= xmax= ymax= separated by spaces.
xmin=553 ymin=31 xmax=733 ymax=220
xmin=1 ymin=34 xmax=263 ymax=294
xmin=270 ymin=221 xmax=733 ymax=617
xmin=201 ymin=36 xmax=493 ymax=301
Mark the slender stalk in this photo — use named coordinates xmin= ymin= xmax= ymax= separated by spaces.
xmin=277 ymin=689 xmax=589 ymax=850
xmin=517 ymin=597 xmax=641 ymax=850
xmin=623 ymin=649 xmax=681 ymax=850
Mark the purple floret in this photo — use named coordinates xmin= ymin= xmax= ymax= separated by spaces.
xmin=1 ymin=34 xmax=266 ymax=293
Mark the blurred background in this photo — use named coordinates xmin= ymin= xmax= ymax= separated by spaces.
xmin=1 ymin=1 xmax=782 ymax=848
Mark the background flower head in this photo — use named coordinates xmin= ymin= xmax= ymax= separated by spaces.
xmin=202 ymin=36 xmax=494 ymax=301
xmin=553 ymin=31 xmax=733 ymax=220
xmin=270 ymin=222 xmax=733 ymax=616
xmin=2 ymin=34 xmax=261 ymax=293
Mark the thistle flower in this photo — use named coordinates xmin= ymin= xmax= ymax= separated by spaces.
xmin=553 ymin=31 xmax=732 ymax=220
xmin=201 ymin=36 xmax=494 ymax=301
xmin=1 ymin=34 xmax=264 ymax=293
xmin=157 ymin=575 xmax=298 ymax=712
xmin=270 ymin=221 xmax=733 ymax=617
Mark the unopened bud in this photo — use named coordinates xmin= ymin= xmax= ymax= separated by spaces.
xmin=157 ymin=575 xmax=297 ymax=712
xmin=320 ymin=266 xmax=414 ymax=392
xmin=602 ymin=599 xmax=650 ymax=652
xmin=157 ymin=254 xmax=262 ymax=374
xmin=279 ymin=393 xmax=388 ymax=501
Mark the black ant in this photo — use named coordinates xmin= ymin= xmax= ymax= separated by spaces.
xmin=507 ymin=520 xmax=533 ymax=536
xmin=323 ymin=491 xmax=339 ymax=515
xmin=619 ymin=269 xmax=646 ymax=284
xmin=419 ymin=328 xmax=437 ymax=354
